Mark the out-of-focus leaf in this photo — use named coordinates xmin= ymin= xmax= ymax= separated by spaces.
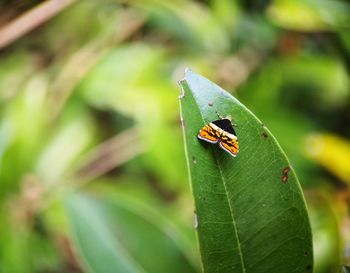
xmin=78 ymin=44 xmax=189 ymax=191
xmin=141 ymin=2 xmax=201 ymax=50
xmin=212 ymin=0 xmax=240 ymax=30
xmin=0 ymin=74 xmax=49 ymax=191
xmin=340 ymin=31 xmax=350 ymax=55
xmin=1 ymin=214 xmax=61 ymax=273
xmin=0 ymin=51 xmax=38 ymax=103
xmin=36 ymin=108 xmax=95 ymax=187
xmin=77 ymin=44 xmax=166 ymax=118
xmin=305 ymin=133 xmax=350 ymax=184
xmin=280 ymin=56 xmax=349 ymax=109
xmin=39 ymin=0 xmax=121 ymax=53
xmin=66 ymin=193 xmax=199 ymax=273
xmin=179 ymin=70 xmax=313 ymax=272
xmin=88 ymin=179 xmax=200 ymax=267
xmin=306 ymin=190 xmax=342 ymax=273
xmin=343 ymin=265 xmax=350 ymax=273
xmin=267 ymin=0 xmax=350 ymax=31
xmin=138 ymin=1 xmax=230 ymax=52
xmin=240 ymin=56 xmax=349 ymax=111
xmin=233 ymin=16 xmax=278 ymax=52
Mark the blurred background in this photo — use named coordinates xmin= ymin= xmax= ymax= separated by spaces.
xmin=0 ymin=0 xmax=349 ymax=272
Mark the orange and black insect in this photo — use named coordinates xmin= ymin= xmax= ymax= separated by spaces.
xmin=198 ymin=116 xmax=239 ymax=157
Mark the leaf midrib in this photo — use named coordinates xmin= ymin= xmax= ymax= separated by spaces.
xmin=214 ymin=150 xmax=247 ymax=273
xmin=188 ymin=85 xmax=247 ymax=273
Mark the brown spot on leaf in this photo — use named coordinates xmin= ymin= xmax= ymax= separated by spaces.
xmin=262 ymin=132 xmax=268 ymax=138
xmin=281 ymin=166 xmax=291 ymax=183
xmin=208 ymin=102 xmax=213 ymax=107
xmin=283 ymin=166 xmax=291 ymax=175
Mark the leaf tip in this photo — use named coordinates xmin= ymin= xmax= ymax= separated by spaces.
xmin=178 ymin=68 xmax=193 ymax=99
xmin=184 ymin=67 xmax=192 ymax=74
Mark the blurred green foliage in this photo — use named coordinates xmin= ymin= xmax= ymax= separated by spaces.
xmin=0 ymin=0 xmax=349 ymax=272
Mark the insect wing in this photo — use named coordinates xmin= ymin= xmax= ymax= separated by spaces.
xmin=198 ymin=124 xmax=220 ymax=143
xmin=212 ymin=118 xmax=236 ymax=135
xmin=219 ymin=133 xmax=239 ymax=157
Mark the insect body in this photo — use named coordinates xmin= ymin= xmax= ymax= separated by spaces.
xmin=198 ymin=117 xmax=239 ymax=157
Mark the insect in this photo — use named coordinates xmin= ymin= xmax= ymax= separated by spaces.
xmin=197 ymin=114 xmax=239 ymax=157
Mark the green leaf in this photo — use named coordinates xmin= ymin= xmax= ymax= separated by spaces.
xmin=179 ymin=69 xmax=313 ymax=273
xmin=306 ymin=190 xmax=342 ymax=273
xmin=266 ymin=0 xmax=350 ymax=32
xmin=66 ymin=192 xmax=199 ymax=273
